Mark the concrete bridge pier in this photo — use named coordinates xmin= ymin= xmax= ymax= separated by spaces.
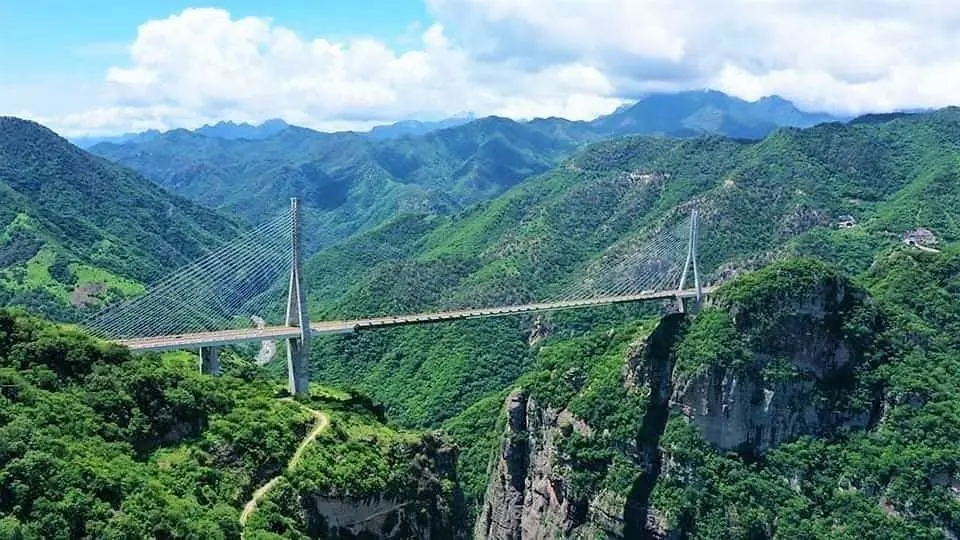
xmin=200 ymin=346 xmax=221 ymax=376
xmin=286 ymin=338 xmax=309 ymax=396
xmin=285 ymin=197 xmax=311 ymax=397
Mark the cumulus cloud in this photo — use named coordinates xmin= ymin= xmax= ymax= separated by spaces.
xmin=11 ymin=1 xmax=960 ymax=135
xmin=39 ymin=7 xmax=624 ymax=136
xmin=429 ymin=0 xmax=960 ymax=114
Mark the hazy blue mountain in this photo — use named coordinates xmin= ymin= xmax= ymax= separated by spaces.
xmin=71 ymin=119 xmax=290 ymax=148
xmin=590 ymin=90 xmax=844 ymax=138
xmin=194 ymin=118 xmax=290 ymax=140
xmin=71 ymin=129 xmax=162 ymax=149
xmin=366 ymin=113 xmax=477 ymax=140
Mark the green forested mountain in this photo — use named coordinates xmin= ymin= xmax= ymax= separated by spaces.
xmin=0 ymin=101 xmax=957 ymax=539
xmin=277 ymin=108 xmax=960 ymax=525
xmin=88 ymin=91 xmax=840 ymax=251
xmin=469 ymin=255 xmax=960 ymax=538
xmin=0 ymin=117 xmax=240 ymax=320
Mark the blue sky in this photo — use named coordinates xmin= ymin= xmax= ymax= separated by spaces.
xmin=0 ymin=1 xmax=428 ymax=82
xmin=2 ymin=1 xmax=958 ymax=136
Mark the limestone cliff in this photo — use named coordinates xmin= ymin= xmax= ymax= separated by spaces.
xmin=476 ymin=261 xmax=888 ymax=538
xmin=474 ymin=388 xmax=600 ymax=539
xmin=672 ymin=267 xmax=885 ymax=455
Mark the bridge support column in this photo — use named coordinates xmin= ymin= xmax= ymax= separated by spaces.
xmin=285 ymin=198 xmax=311 ymax=397
xmin=199 ymin=346 xmax=221 ymax=376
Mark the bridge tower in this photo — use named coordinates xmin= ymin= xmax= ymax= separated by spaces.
xmin=676 ymin=208 xmax=702 ymax=313
xmin=286 ymin=198 xmax=311 ymax=397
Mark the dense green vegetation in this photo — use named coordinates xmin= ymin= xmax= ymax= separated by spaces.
xmin=0 ymin=117 xmax=239 ymax=320
xmin=0 ymin=309 xmax=311 ymax=537
xmin=261 ymin=108 xmax=960 ymax=529
xmin=89 ymin=117 xmax=586 ymax=251
xmin=246 ymin=404 xmax=466 ymax=539
xmin=647 ymin=249 xmax=960 ymax=538
xmin=4 ymin=102 xmax=959 ymax=537
xmin=0 ymin=309 xmax=461 ymax=539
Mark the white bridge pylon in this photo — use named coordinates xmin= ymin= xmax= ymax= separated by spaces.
xmin=85 ymin=202 xmax=708 ymax=397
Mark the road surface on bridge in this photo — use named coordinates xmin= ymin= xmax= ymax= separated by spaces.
xmin=116 ymin=287 xmax=713 ymax=352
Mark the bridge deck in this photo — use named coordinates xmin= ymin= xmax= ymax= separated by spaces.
xmin=116 ymin=288 xmax=713 ymax=352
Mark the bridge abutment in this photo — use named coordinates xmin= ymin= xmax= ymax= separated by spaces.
xmin=200 ymin=346 xmax=221 ymax=376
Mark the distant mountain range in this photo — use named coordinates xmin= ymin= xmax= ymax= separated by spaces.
xmin=366 ymin=113 xmax=477 ymax=140
xmin=71 ymin=119 xmax=291 ymax=148
xmin=72 ymin=114 xmax=474 ymax=148
xmin=74 ymin=90 xmax=843 ymax=148
xmin=85 ymin=91 xmax=845 ymax=251
xmin=591 ymin=91 xmax=843 ymax=138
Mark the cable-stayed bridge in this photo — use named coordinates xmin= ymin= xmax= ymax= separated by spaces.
xmin=83 ymin=199 xmax=709 ymax=396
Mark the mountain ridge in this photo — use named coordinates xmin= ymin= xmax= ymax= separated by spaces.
xmin=0 ymin=116 xmax=240 ymax=319
xmin=86 ymin=91 xmax=844 ymax=254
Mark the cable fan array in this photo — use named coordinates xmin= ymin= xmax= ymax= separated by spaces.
xmin=83 ymin=203 xmax=701 ymax=342
xmin=84 ymin=214 xmax=293 ymax=340
xmin=556 ymin=212 xmax=694 ymax=302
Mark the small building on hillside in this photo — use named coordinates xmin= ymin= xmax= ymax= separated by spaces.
xmin=837 ymin=215 xmax=857 ymax=229
xmin=903 ymin=227 xmax=937 ymax=247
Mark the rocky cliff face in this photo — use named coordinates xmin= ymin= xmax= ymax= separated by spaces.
xmin=476 ymin=264 xmax=887 ymax=538
xmin=298 ymin=434 xmax=468 ymax=540
xmin=476 ymin=315 xmax=687 ymax=539
xmin=474 ymin=388 xmax=611 ymax=540
xmin=673 ymin=275 xmax=884 ymax=455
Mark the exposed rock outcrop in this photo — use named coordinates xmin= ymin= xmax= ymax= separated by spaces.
xmin=475 ymin=388 xmax=588 ymax=539
xmin=477 ymin=315 xmax=687 ymax=539
xmin=300 ymin=435 xmax=467 ymax=539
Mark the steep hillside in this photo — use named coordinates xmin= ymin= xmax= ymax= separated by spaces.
xmin=0 ymin=117 xmax=239 ymax=319
xmin=474 ymin=255 xmax=960 ymax=539
xmin=0 ymin=309 xmax=466 ymax=539
xmin=294 ymin=108 xmax=960 ymax=437
xmin=89 ymin=117 xmax=589 ymax=250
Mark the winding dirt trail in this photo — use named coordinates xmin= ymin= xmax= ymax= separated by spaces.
xmin=240 ymin=400 xmax=329 ymax=533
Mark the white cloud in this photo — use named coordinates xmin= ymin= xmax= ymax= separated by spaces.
xmin=31 ymin=7 xmax=624 ymax=136
xmin=8 ymin=1 xmax=960 ymax=135
xmin=429 ymin=0 xmax=960 ymax=115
